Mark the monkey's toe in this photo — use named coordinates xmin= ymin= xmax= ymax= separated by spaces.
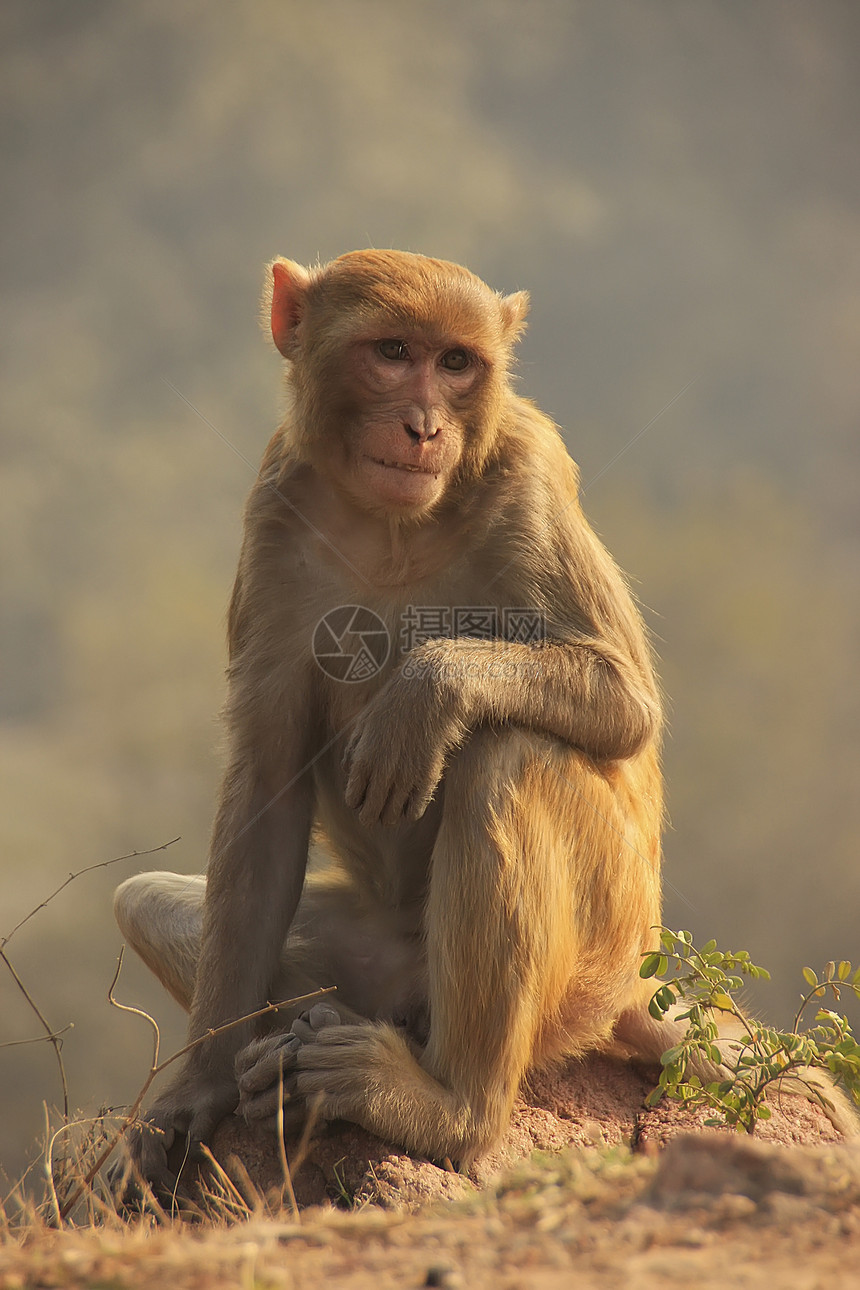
xmin=235 ymin=1032 xmax=302 ymax=1096
xmin=289 ymin=1002 xmax=342 ymax=1043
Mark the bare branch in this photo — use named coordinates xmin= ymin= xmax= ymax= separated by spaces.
xmin=1 ymin=948 xmax=69 ymax=1120
xmin=1 ymin=836 xmax=180 ymax=950
xmin=0 ymin=1024 xmax=74 ymax=1050
xmin=108 ymin=947 xmax=161 ymax=1071
xmin=276 ymin=1058 xmax=300 ymax=1223
xmin=57 ymin=974 xmax=335 ymax=1221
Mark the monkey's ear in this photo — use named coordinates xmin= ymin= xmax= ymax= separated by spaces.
xmin=269 ymin=258 xmax=312 ymax=357
xmin=500 ymin=290 xmax=530 ymax=343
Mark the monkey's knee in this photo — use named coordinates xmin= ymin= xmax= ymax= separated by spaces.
xmin=114 ymin=871 xmax=206 ymax=1011
xmin=443 ymin=726 xmax=533 ymax=808
xmin=114 ymin=871 xmax=205 ymax=944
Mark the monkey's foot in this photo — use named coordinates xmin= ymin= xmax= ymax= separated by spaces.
xmin=235 ymin=1003 xmax=342 ymax=1127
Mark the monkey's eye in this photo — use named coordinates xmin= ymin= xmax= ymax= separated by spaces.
xmin=440 ymin=349 xmax=470 ymax=372
xmin=377 ymin=339 xmax=410 ymax=361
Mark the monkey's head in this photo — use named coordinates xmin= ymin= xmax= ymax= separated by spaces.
xmin=266 ymin=250 xmax=529 ymax=518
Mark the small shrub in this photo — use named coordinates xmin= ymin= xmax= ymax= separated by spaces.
xmin=641 ymin=928 xmax=860 ymax=1132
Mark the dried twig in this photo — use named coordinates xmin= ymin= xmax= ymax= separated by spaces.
xmin=276 ymin=1058 xmax=300 ymax=1223
xmin=0 ymin=1025 xmax=74 ymax=1050
xmin=1 ymin=949 xmax=70 ymax=1120
xmin=55 ymin=952 xmax=334 ymax=1222
xmin=1 ymin=836 xmax=180 ymax=1127
xmin=1 ymin=837 xmax=180 ymax=950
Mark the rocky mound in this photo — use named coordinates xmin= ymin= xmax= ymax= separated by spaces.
xmin=209 ymin=1051 xmax=848 ymax=1210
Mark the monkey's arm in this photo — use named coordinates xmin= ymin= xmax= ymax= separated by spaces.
xmin=343 ymin=634 xmax=656 ymax=828
xmin=427 ymin=633 xmax=656 ymax=757
xmin=128 ymin=710 xmax=314 ymax=1189
xmin=344 ymin=499 xmax=660 ymax=827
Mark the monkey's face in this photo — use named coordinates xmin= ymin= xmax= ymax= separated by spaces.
xmin=269 ymin=249 xmax=530 ymax=516
xmin=325 ymin=330 xmax=481 ymax=515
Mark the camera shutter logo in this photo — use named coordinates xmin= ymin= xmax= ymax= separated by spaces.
xmin=313 ymin=605 xmax=390 ymax=682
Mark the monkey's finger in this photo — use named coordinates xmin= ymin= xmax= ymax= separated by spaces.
xmin=343 ymin=763 xmax=370 ymax=812
xmin=354 ymin=772 xmax=402 ymax=827
xmin=376 ymin=772 xmax=436 ymax=828
xmin=186 ymin=1099 xmax=235 ymax=1151
xmin=378 ymin=788 xmax=412 ymax=828
xmin=240 ymin=1087 xmax=282 ymax=1121
xmin=294 ymin=1023 xmax=371 ymax=1065
xmin=402 ymin=784 xmax=437 ymax=823
xmin=308 ymin=1003 xmax=341 ymax=1029
xmin=125 ymin=1119 xmax=175 ymax=1184
xmin=290 ymin=1015 xmax=316 ymax=1043
xmin=235 ymin=1033 xmax=298 ymax=1077
xmin=290 ymin=1003 xmax=340 ymax=1043
xmin=111 ymin=1132 xmax=178 ymax=1208
xmin=237 ymin=1035 xmax=302 ymax=1093
xmin=341 ymin=730 xmax=360 ymax=773
xmin=240 ymin=1079 xmax=299 ymax=1123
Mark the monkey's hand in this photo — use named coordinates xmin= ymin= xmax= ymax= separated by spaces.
xmin=111 ymin=1066 xmax=238 ymax=1203
xmin=343 ymin=650 xmax=468 ymax=826
xmin=236 ymin=1003 xmax=342 ymax=1129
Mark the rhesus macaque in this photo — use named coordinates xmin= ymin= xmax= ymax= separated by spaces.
xmin=115 ymin=248 xmax=667 ymax=1190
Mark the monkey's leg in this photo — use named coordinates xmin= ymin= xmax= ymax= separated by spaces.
xmin=115 ymin=867 xmax=423 ymax=1025
xmin=285 ymin=728 xmax=661 ymax=1163
xmin=114 ymin=872 xmax=207 ymax=1011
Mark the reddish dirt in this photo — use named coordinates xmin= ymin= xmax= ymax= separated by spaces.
xmin=210 ymin=1051 xmax=846 ymax=1209
xmin=3 ymin=1062 xmax=858 ymax=1290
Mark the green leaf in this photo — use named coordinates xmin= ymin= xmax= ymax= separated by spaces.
xmin=649 ymin=994 xmax=667 ymax=1020
xmin=640 ymin=952 xmax=664 ymax=979
xmin=838 ymin=960 xmax=852 ymax=981
xmin=802 ymin=966 xmax=819 ymax=989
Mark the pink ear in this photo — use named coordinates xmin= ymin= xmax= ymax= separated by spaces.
xmin=500 ymin=290 xmax=530 ymax=343
xmin=270 ymin=259 xmax=311 ymax=357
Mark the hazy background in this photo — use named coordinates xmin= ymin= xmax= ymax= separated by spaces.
xmin=2 ymin=0 xmax=859 ymax=1182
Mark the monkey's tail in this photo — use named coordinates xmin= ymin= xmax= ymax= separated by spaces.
xmin=607 ymin=997 xmax=860 ymax=1140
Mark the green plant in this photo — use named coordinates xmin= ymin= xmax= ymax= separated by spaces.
xmin=640 ymin=928 xmax=860 ymax=1133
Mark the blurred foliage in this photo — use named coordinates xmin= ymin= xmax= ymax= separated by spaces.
xmin=1 ymin=1 xmax=858 ymax=1183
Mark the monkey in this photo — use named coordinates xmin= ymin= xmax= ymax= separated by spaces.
xmin=114 ymin=248 xmax=670 ymax=1191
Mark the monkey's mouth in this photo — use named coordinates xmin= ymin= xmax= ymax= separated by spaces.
xmin=368 ymin=456 xmax=439 ymax=476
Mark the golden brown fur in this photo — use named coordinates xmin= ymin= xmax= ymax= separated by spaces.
xmin=115 ymin=249 xmax=666 ymax=1184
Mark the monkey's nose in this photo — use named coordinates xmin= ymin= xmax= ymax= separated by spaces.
xmin=403 ymin=416 xmax=440 ymax=443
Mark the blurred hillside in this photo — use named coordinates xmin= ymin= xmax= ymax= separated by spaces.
xmin=1 ymin=1 xmax=858 ymax=1182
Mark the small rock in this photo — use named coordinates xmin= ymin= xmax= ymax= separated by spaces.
xmin=423 ymin=1263 xmax=464 ymax=1288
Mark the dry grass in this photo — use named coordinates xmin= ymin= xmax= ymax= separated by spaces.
xmin=5 ymin=1135 xmax=860 ymax=1290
